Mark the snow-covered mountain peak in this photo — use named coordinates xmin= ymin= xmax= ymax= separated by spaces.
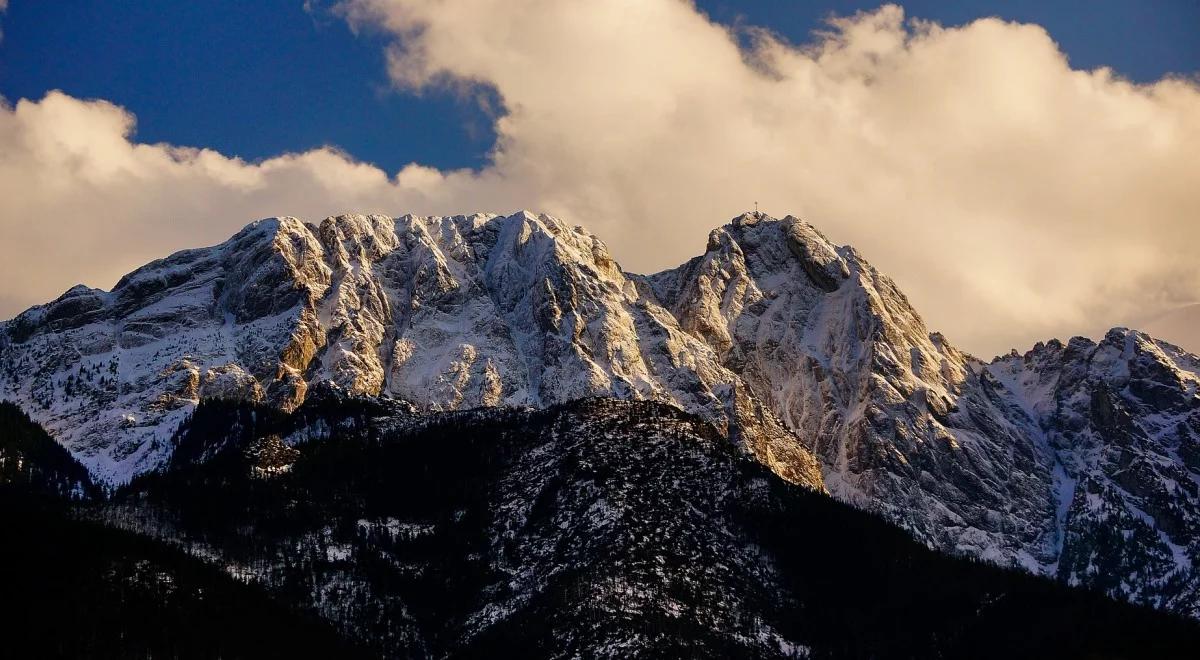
xmin=645 ymin=211 xmax=1200 ymax=615
xmin=0 ymin=211 xmax=822 ymax=488
xmin=701 ymin=213 xmax=851 ymax=290
xmin=3 ymin=209 xmax=1200 ymax=618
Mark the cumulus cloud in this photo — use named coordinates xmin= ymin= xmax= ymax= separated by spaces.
xmin=0 ymin=92 xmax=452 ymax=314
xmin=338 ymin=0 xmax=1200 ymax=355
xmin=1 ymin=2 xmax=1198 ymax=358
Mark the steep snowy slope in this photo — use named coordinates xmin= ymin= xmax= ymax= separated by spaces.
xmin=0 ymin=218 xmax=327 ymax=481
xmin=646 ymin=213 xmax=1056 ymax=566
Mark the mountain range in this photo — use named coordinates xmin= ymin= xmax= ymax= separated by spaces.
xmin=2 ymin=210 xmax=1199 ymax=643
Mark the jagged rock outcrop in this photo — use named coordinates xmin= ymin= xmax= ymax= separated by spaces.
xmin=986 ymin=329 xmax=1200 ymax=615
xmin=0 ymin=219 xmax=326 ymax=480
xmin=647 ymin=213 xmax=1054 ymax=566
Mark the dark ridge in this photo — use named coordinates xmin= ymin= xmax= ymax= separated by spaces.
xmin=0 ymin=494 xmax=366 ymax=659
xmin=157 ymin=387 xmax=406 ymax=476
xmin=0 ymin=400 xmax=97 ymax=500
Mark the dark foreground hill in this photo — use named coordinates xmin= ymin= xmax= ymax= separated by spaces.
xmin=0 ymin=403 xmax=363 ymax=658
xmin=0 ymin=396 xmax=1180 ymax=658
xmin=0 ymin=498 xmax=368 ymax=659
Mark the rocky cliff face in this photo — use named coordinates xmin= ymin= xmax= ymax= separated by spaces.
xmin=646 ymin=213 xmax=1055 ymax=568
xmin=0 ymin=218 xmax=327 ymax=481
xmin=986 ymin=330 xmax=1200 ymax=615
xmin=2 ymin=210 xmax=1198 ymax=616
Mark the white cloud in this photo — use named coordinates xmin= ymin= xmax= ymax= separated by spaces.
xmin=1 ymin=2 xmax=1198 ymax=358
xmin=0 ymin=92 xmax=455 ymax=314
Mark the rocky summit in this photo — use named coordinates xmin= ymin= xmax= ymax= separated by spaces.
xmin=3 ymin=210 xmax=1199 ymax=618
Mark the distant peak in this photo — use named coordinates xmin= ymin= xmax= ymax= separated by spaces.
xmin=1103 ymin=326 xmax=1135 ymax=341
xmin=62 ymin=284 xmax=101 ymax=296
xmin=229 ymin=216 xmax=311 ymax=243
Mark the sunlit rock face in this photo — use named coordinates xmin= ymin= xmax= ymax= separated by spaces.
xmin=3 ymin=210 xmax=1199 ymax=617
xmin=648 ymin=214 xmax=1055 ymax=566
xmin=0 ymin=218 xmax=329 ymax=482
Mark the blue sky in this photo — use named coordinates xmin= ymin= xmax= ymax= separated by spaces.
xmin=2 ymin=0 xmax=1196 ymax=174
